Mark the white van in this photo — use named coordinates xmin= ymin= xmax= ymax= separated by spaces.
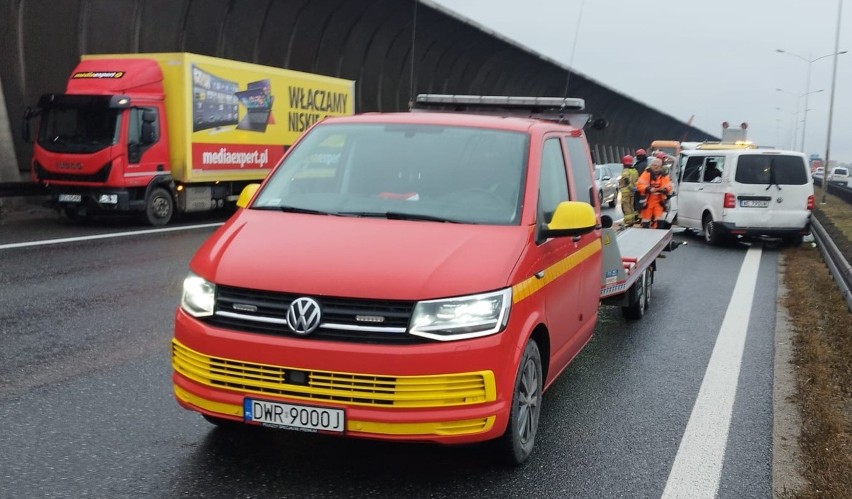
xmin=675 ymin=148 xmax=814 ymax=245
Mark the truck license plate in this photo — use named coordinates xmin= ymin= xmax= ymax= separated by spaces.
xmin=740 ymin=200 xmax=768 ymax=208
xmin=58 ymin=194 xmax=82 ymax=203
xmin=244 ymin=398 xmax=345 ymax=433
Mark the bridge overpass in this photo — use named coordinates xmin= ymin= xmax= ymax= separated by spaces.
xmin=0 ymin=0 xmax=716 ymax=190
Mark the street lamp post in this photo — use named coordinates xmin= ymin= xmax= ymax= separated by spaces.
xmin=776 ymin=88 xmax=823 ymax=150
xmin=821 ymin=0 xmax=844 ymax=204
xmin=776 ymin=48 xmax=848 ymax=153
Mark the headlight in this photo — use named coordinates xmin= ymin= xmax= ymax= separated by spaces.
xmin=409 ymin=288 xmax=512 ymax=341
xmin=181 ymin=272 xmax=216 ymax=317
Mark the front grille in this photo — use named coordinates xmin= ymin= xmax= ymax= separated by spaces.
xmin=34 ymin=160 xmax=112 ymax=182
xmin=172 ymin=340 xmax=494 ymax=408
xmin=204 ymin=285 xmax=424 ymax=344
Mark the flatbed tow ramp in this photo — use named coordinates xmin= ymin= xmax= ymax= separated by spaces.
xmin=600 ymin=226 xmax=674 ymax=320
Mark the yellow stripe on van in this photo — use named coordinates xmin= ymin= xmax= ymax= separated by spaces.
xmin=512 ymin=240 xmax=602 ymax=303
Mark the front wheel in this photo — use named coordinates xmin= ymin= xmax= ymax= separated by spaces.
xmin=145 ymin=187 xmax=174 ymax=226
xmin=495 ymin=339 xmax=543 ymax=465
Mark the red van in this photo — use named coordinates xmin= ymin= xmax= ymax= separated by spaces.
xmin=172 ymin=96 xmax=611 ymax=464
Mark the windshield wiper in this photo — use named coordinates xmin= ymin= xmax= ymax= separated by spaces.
xmin=338 ymin=211 xmax=462 ymax=223
xmin=253 ymin=205 xmax=333 ymax=215
xmin=765 ymin=164 xmax=782 ymax=191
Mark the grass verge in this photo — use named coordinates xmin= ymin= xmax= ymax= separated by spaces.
xmin=780 ymin=193 xmax=852 ymax=498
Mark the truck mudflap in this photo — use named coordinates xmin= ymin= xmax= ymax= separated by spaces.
xmin=599 ymin=226 xmax=673 ymax=306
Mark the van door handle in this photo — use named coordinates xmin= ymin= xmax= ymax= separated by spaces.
xmin=698 ymin=186 xmax=704 ymax=191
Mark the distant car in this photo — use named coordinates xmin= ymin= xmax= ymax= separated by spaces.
xmin=826 ymin=166 xmax=849 ymax=186
xmin=812 ymin=166 xmax=825 ymax=181
xmin=594 ymin=164 xmax=620 ymax=208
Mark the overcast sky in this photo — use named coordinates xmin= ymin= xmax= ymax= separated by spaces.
xmin=429 ymin=0 xmax=852 ymax=164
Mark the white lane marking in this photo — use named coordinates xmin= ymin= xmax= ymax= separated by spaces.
xmin=661 ymin=245 xmax=763 ymax=499
xmin=0 ymin=223 xmax=224 ymax=250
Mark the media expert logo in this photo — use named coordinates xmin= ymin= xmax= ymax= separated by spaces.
xmin=201 ymin=147 xmax=269 ymax=168
xmin=72 ymin=71 xmax=125 ymax=79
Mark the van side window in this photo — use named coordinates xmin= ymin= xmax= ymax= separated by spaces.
xmin=539 ymin=138 xmax=570 ymax=224
xmin=564 ymin=136 xmax=594 ymax=204
xmin=682 ymin=156 xmax=703 ymax=183
xmin=703 ymin=157 xmax=724 ymax=182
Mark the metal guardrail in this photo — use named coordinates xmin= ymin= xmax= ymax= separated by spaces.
xmin=811 ymin=216 xmax=852 ymax=312
xmin=812 ymin=178 xmax=852 ymax=203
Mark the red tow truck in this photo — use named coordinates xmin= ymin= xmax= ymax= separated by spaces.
xmin=171 ymin=95 xmax=673 ymax=464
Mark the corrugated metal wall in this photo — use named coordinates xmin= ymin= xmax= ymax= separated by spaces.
xmin=0 ymin=0 xmax=715 ymax=180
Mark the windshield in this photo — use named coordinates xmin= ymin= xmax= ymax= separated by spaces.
xmin=38 ymin=105 xmax=121 ymax=153
xmin=734 ymin=154 xmax=808 ymax=185
xmin=253 ymin=123 xmax=529 ymax=225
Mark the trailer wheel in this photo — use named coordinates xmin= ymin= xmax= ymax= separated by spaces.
xmin=644 ymin=268 xmax=653 ymax=310
xmin=495 ymin=339 xmax=542 ymax=465
xmin=622 ymin=269 xmax=647 ymax=320
xmin=145 ymin=187 xmax=173 ymax=226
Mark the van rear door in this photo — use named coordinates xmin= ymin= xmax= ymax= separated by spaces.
xmin=731 ymin=153 xmax=812 ymax=228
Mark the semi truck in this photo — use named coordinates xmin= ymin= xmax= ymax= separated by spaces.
xmin=170 ymin=94 xmax=675 ymax=465
xmin=23 ymin=52 xmax=355 ymax=225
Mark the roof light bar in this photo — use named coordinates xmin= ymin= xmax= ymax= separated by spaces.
xmin=414 ymin=94 xmax=585 ymax=111
xmin=411 ymin=94 xmax=589 ymax=126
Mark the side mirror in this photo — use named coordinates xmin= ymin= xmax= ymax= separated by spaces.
xmin=540 ymin=201 xmax=598 ymax=239
xmin=236 ymin=184 xmax=261 ymax=208
xmin=591 ymin=118 xmax=608 ymax=131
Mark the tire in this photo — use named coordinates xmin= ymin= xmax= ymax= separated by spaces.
xmin=622 ymin=270 xmax=647 ymax=320
xmin=644 ymin=268 xmax=653 ymax=310
xmin=702 ymin=213 xmax=723 ymax=246
xmin=782 ymin=235 xmax=804 ymax=247
xmin=496 ymin=339 xmax=543 ymax=466
xmin=145 ymin=187 xmax=174 ymax=226
xmin=608 ymin=194 xmax=617 ymax=208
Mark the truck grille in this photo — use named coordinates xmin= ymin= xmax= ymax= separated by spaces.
xmin=33 ymin=160 xmax=112 ymax=182
xmin=204 ymin=285 xmax=425 ymax=344
xmin=172 ymin=340 xmax=494 ymax=407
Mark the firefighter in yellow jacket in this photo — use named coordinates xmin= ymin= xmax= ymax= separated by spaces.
xmin=636 ymin=158 xmax=673 ymax=228
xmin=619 ymin=155 xmax=638 ymax=226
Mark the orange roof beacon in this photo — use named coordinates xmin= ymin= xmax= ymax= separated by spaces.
xmin=171 ymin=94 xmax=675 ymax=465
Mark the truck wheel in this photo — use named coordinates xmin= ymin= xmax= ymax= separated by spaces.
xmin=622 ymin=270 xmax=647 ymax=320
xmin=145 ymin=187 xmax=173 ymax=226
xmin=496 ymin=339 xmax=542 ymax=465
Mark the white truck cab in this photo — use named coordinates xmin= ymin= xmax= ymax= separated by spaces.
xmin=675 ymin=147 xmax=814 ymax=246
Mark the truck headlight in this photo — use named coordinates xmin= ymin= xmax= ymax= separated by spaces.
xmin=181 ymin=272 xmax=216 ymax=318
xmin=409 ymin=288 xmax=511 ymax=341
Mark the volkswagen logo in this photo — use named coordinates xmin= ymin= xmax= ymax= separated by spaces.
xmin=287 ymin=297 xmax=322 ymax=335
